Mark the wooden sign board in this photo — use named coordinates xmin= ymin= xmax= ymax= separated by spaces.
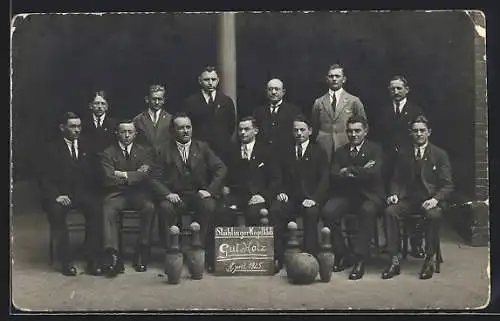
xmin=214 ymin=226 xmax=274 ymax=276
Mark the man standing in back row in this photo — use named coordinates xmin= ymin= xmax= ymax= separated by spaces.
xmin=182 ymin=66 xmax=236 ymax=164
xmin=312 ymin=64 xmax=366 ymax=161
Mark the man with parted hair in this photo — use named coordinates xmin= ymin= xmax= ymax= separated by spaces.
xmin=311 ymin=63 xmax=366 ymax=161
xmin=99 ymin=119 xmax=156 ymax=277
xmin=382 ymin=115 xmax=453 ymax=280
xmin=182 ymin=65 xmax=236 ymax=164
xmin=321 ymin=115 xmax=384 ymax=280
xmin=221 ymin=116 xmax=281 ymax=227
xmin=133 ymin=84 xmax=173 ymax=156
xmin=40 ymin=111 xmax=103 ymax=276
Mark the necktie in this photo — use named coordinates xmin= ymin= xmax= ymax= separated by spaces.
xmin=271 ymin=105 xmax=278 ymax=115
xmin=123 ymin=147 xmax=130 ymax=160
xmin=416 ymin=148 xmax=422 ymax=160
xmin=297 ymin=144 xmax=303 ymax=160
xmin=152 ymin=112 xmax=158 ymax=125
xmin=331 ymin=92 xmax=337 ymax=111
xmin=208 ymin=94 xmax=214 ymax=105
xmin=350 ymin=147 xmax=358 ymax=159
xmin=242 ymin=144 xmax=249 ymax=160
xmin=395 ymin=101 xmax=400 ymax=116
xmin=181 ymin=145 xmax=188 ymax=163
xmin=71 ymin=141 xmax=77 ymax=160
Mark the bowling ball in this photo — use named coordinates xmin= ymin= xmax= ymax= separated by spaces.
xmin=288 ymin=252 xmax=319 ymax=285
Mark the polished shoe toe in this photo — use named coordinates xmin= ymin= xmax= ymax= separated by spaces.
xmin=348 ymin=261 xmax=365 ymax=280
xmin=134 ymin=263 xmax=147 ymax=273
xmin=381 ymin=264 xmax=401 ymax=279
xmin=62 ymin=265 xmax=77 ymax=276
xmin=419 ymin=261 xmax=434 ymax=280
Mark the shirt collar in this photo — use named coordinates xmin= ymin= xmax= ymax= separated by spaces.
xmin=202 ymin=90 xmax=216 ymax=102
xmin=148 ymin=108 xmax=161 ymax=118
xmin=63 ymin=137 xmax=77 ymax=147
xmin=329 ymin=88 xmax=344 ymax=98
xmin=118 ymin=141 xmax=133 ymax=152
xmin=394 ymin=97 xmax=407 ymax=109
xmin=242 ymin=139 xmax=256 ymax=150
xmin=93 ymin=113 xmax=105 ymax=123
xmin=297 ymin=139 xmax=309 ymax=151
xmin=270 ymin=100 xmax=283 ymax=108
xmin=350 ymin=140 xmax=365 ymax=152
xmin=414 ymin=142 xmax=428 ymax=153
xmin=176 ymin=140 xmax=191 ymax=149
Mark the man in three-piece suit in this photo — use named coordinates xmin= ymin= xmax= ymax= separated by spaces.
xmin=311 ymin=64 xmax=366 ymax=161
xmin=81 ymin=91 xmax=118 ymax=192
xmin=182 ymin=66 xmax=236 ymax=164
xmin=151 ymin=113 xmax=227 ymax=273
xmin=253 ymin=78 xmax=302 ymax=160
xmin=100 ymin=120 xmax=156 ymax=277
xmin=377 ymin=76 xmax=426 ymax=258
xmin=321 ymin=115 xmax=385 ymax=280
xmin=221 ymin=116 xmax=281 ymax=227
xmin=382 ymin=116 xmax=453 ymax=280
xmin=271 ymin=115 xmax=329 ymax=273
xmin=40 ymin=112 xmax=102 ymax=276
xmin=133 ymin=84 xmax=173 ymax=156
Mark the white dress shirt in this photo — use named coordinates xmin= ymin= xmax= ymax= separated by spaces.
xmin=241 ymin=140 xmax=256 ymax=160
xmin=202 ymin=90 xmax=216 ymax=104
xmin=148 ymin=108 xmax=162 ymax=124
xmin=394 ymin=97 xmax=407 ymax=114
xmin=176 ymin=140 xmax=192 ymax=162
xmin=269 ymin=99 xmax=283 ymax=114
xmin=118 ymin=141 xmax=133 ymax=156
xmin=296 ymin=139 xmax=309 ymax=159
xmin=63 ymin=137 xmax=78 ymax=159
xmin=349 ymin=140 xmax=365 ymax=154
xmin=329 ymin=88 xmax=344 ymax=109
xmin=414 ymin=142 xmax=428 ymax=159
xmin=93 ymin=114 xmax=105 ymax=128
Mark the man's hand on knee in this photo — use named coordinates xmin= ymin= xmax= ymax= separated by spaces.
xmin=56 ymin=195 xmax=72 ymax=207
xmin=302 ymin=199 xmax=316 ymax=208
xmin=421 ymin=198 xmax=438 ymax=210
xmin=198 ymin=190 xmax=211 ymax=199
xmin=165 ymin=193 xmax=181 ymax=204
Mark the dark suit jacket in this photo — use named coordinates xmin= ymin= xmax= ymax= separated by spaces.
xmin=377 ymin=100 xmax=424 ymax=154
xmin=330 ymin=140 xmax=385 ymax=205
xmin=100 ymin=142 xmax=154 ymax=198
xmin=225 ymin=141 xmax=281 ymax=202
xmin=40 ymin=137 xmax=97 ymax=204
xmin=390 ymin=143 xmax=454 ymax=205
xmin=151 ymin=139 xmax=227 ymax=198
xmin=182 ymin=91 xmax=236 ymax=163
xmin=81 ymin=113 xmax=118 ymax=155
xmin=279 ymin=141 xmax=329 ymax=205
xmin=253 ymin=101 xmax=301 ymax=155
xmin=133 ymin=109 xmax=173 ymax=155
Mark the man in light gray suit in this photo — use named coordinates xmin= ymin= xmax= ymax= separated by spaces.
xmin=311 ymin=64 xmax=366 ymax=161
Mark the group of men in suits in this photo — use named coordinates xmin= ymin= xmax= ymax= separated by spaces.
xmin=40 ymin=64 xmax=453 ymax=281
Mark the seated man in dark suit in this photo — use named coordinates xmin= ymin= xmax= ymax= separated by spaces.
xmin=151 ymin=113 xmax=227 ymax=273
xmin=321 ymin=115 xmax=385 ymax=280
xmin=40 ymin=112 xmax=102 ymax=276
xmin=100 ymin=120 xmax=156 ymax=277
xmin=382 ymin=115 xmax=453 ymax=280
xmin=221 ymin=116 xmax=281 ymax=227
xmin=271 ymin=115 xmax=329 ymax=273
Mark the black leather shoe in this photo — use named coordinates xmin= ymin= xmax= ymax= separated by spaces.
xmin=133 ymin=244 xmax=150 ymax=272
xmin=419 ymin=257 xmax=435 ymax=280
xmin=348 ymin=260 xmax=365 ymax=280
xmin=85 ymin=259 xmax=103 ymax=276
xmin=410 ymin=237 xmax=425 ymax=259
xmin=332 ymin=254 xmax=353 ymax=272
xmin=381 ymin=263 xmax=401 ymax=279
xmin=61 ymin=263 xmax=77 ymax=276
xmin=274 ymin=259 xmax=284 ymax=274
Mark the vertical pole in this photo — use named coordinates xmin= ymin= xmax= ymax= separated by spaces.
xmin=217 ymin=12 xmax=238 ymax=122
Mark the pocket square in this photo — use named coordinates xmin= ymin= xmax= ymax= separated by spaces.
xmin=258 ymin=162 xmax=265 ymax=168
xmin=432 ymin=165 xmax=437 ymax=171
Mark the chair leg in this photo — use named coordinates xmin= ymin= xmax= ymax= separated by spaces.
xmin=401 ymin=228 xmax=409 ymax=260
xmin=435 ymin=238 xmax=443 ymax=273
xmin=117 ymin=214 xmax=123 ymax=255
xmin=49 ymin=228 xmax=54 ymax=265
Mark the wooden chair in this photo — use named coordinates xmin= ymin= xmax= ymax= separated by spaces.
xmin=342 ymin=212 xmax=384 ymax=258
xmin=400 ymin=213 xmax=443 ymax=273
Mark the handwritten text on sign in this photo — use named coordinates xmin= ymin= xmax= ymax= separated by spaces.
xmin=214 ymin=226 xmax=274 ymax=276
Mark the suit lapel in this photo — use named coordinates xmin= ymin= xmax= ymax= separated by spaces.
xmin=321 ymin=93 xmax=335 ymax=120
xmin=170 ymin=142 xmax=184 ymax=173
xmin=155 ymin=110 xmax=170 ymax=137
xmin=188 ymin=141 xmax=200 ymax=169
xmin=141 ymin=111 xmax=156 ymax=141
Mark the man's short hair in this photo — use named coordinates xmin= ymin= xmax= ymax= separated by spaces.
xmin=389 ymin=75 xmax=409 ymax=87
xmin=410 ymin=115 xmax=430 ymax=128
xmin=293 ymin=114 xmax=312 ymax=128
xmin=328 ymin=63 xmax=345 ymax=74
xmin=171 ymin=112 xmax=191 ymax=127
xmin=116 ymin=119 xmax=136 ymax=130
xmin=60 ymin=111 xmax=80 ymax=125
xmin=91 ymin=90 xmax=107 ymax=101
xmin=148 ymin=84 xmax=165 ymax=95
xmin=201 ymin=65 xmax=218 ymax=75
xmin=346 ymin=115 xmax=369 ymax=129
xmin=238 ymin=116 xmax=258 ymax=128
